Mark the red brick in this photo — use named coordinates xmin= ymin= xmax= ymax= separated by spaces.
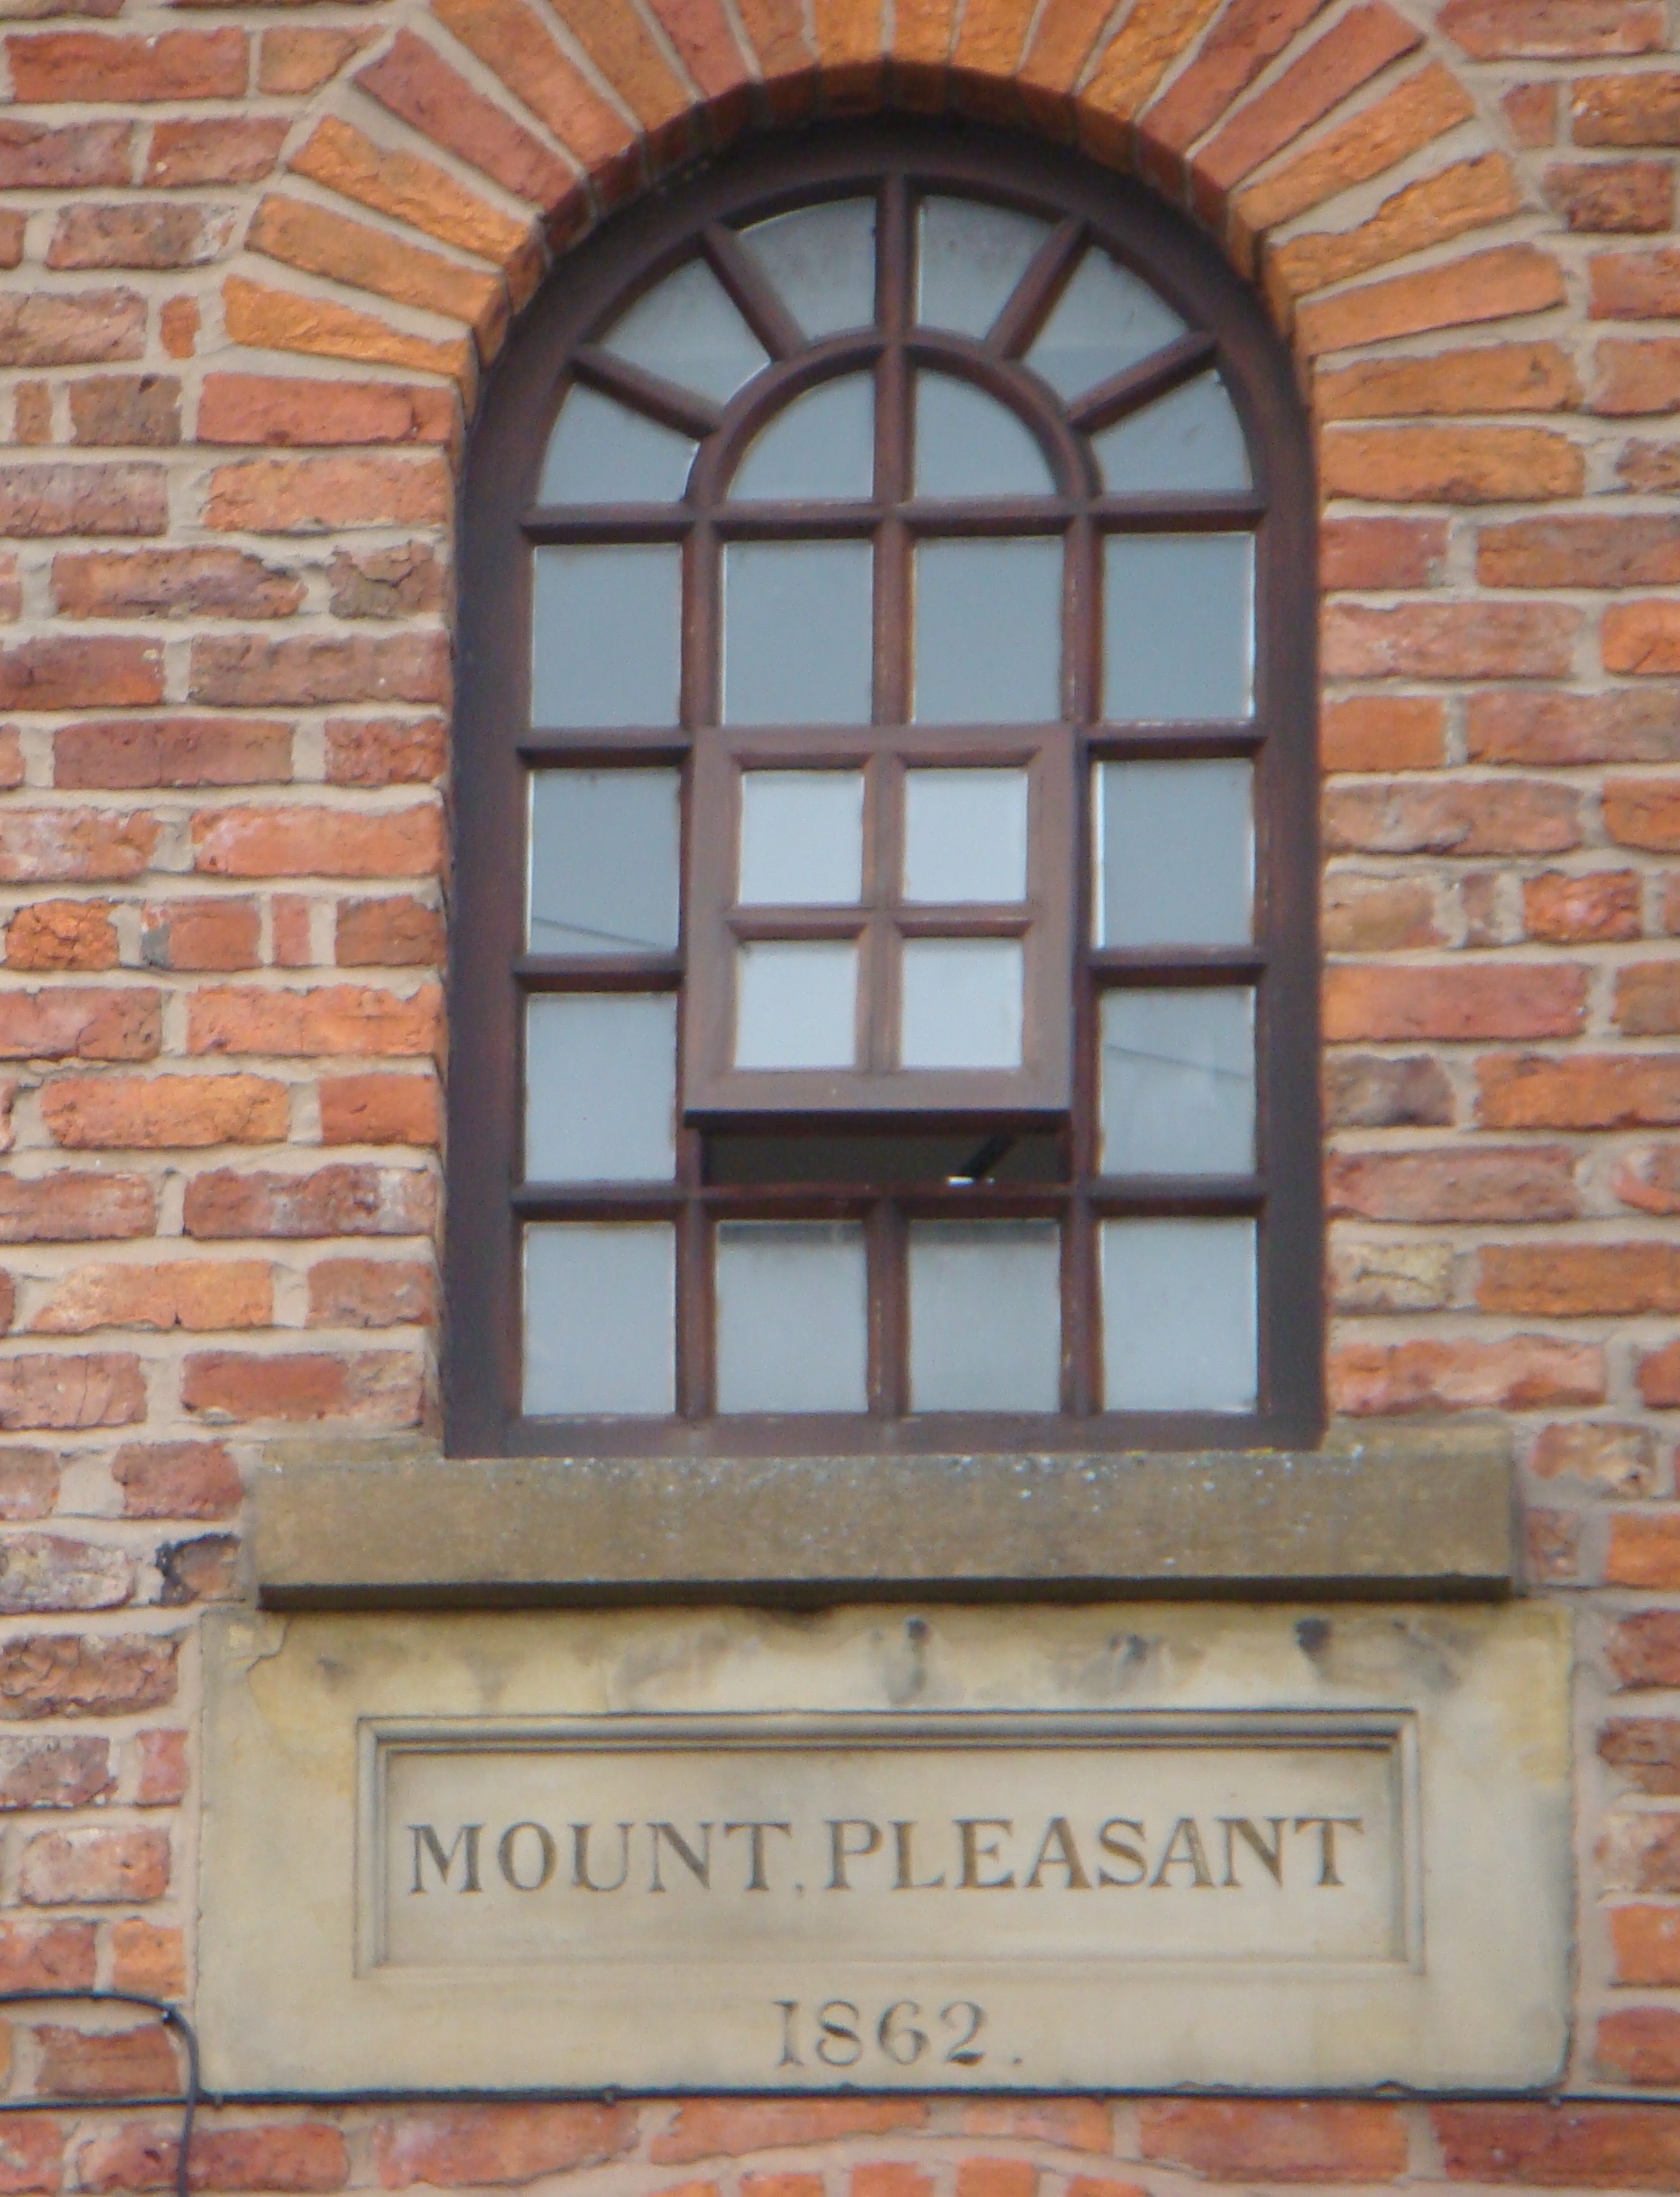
xmin=198 ymin=375 xmax=457 ymax=450
xmin=1604 ymin=1719 xmax=1680 ymax=1797
xmin=48 ymin=204 xmax=234 ymax=272
xmin=33 ymin=1259 xmax=271 ymax=1338
xmin=77 ymin=2124 xmax=349 ymax=2195
xmin=195 ymin=808 xmax=442 ymax=881
xmin=356 ymin=31 xmax=582 ymax=219
xmin=1596 ymin=338 xmax=1680 ymax=414
xmin=1611 ymin=1612 xmax=1680 ymax=1686
xmin=1331 ymin=1336 xmax=1605 ymax=1414
xmin=0 ymin=814 xmax=157 ymax=887
xmin=1324 ymin=781 xmax=1580 ymax=857
xmin=0 ymin=1356 xmax=145 ymax=1431
xmin=1480 ymin=1243 xmax=1680 ymax=1316
xmin=55 ymin=548 xmax=300 ymax=622
xmin=1611 ymin=1816 xmax=1680 ymax=1898
xmin=0 ymin=1174 xmax=154 ymax=1245
xmin=956 ymin=2167 xmax=1037 ymax=2197
xmin=852 ymin=2171 xmax=932 ymax=2197
xmin=1319 ymin=343 xmax=1581 ymax=420
xmin=0 ymin=1633 xmax=176 ymax=1721
xmin=1639 ymin=1338 xmax=1680 ymax=1407
xmin=1620 ymin=437 xmax=1680 ymax=489
xmin=7 ymin=901 xmax=118 ymax=974
xmin=0 ymin=1736 xmax=111 ymax=1811
xmin=1617 ymin=964 xmax=1680 ymax=1034
xmin=137 ymin=1729 xmax=189 ymax=1806
xmin=69 ymin=375 xmax=181 ymax=448
xmin=1198 ymin=4 xmax=1423 ymax=199
xmin=0 ymin=2115 xmax=60 ymax=2193
xmin=259 ymin=28 xmax=374 ymax=96
xmin=1596 ymin=2009 xmax=1680 ymax=2084
xmin=1505 ymin=84 xmax=1558 ymax=147
xmin=188 ymin=984 xmax=440 ymax=1060
xmin=1530 ymin=1420 xmax=1657 ymax=1496
xmin=0 ymin=1450 xmax=58 ymax=1522
xmin=161 ymin=299 xmax=199 ymax=360
xmin=1617 ymin=1145 xmax=1680 ymax=1215
xmin=1323 ymin=875 xmax=1438 ymax=953
xmin=741 ymin=2181 xmax=822 ymax=2197
xmin=9 ymin=29 xmax=246 ymax=101
xmin=182 ymin=1348 xmax=423 ymax=1427
xmin=1321 ymin=697 xmax=1445 ymax=772
xmin=1322 ymin=517 xmax=1446 ymax=592
xmin=1323 ymin=427 xmax=1584 ymax=506
xmin=0 ymin=638 xmax=161 ymax=711
xmin=307 ymin=1257 xmax=434 ymax=1329
xmin=1547 ymin=161 xmax=1674 ymax=232
xmin=55 ymin=717 xmax=289 ymax=791
xmin=325 ymin=715 xmax=446 ymax=787
xmin=188 ymin=634 xmax=448 ymax=710
xmin=335 ymin=896 xmax=445 ymax=966
xmin=1469 ymin=691 xmax=1680 ymax=765
xmin=112 ymin=1920 xmax=185 ymax=1997
xmin=1328 ymin=1147 xmax=1577 ymax=1224
xmin=318 ymin=1074 xmax=441 ymax=1148
xmin=1482 ymin=516 xmax=1680 ymax=590
xmin=1593 ymin=247 xmax=1680 ymax=319
xmin=0 ymin=464 xmax=170 ymax=545
xmin=1611 ymin=1905 xmax=1680 ymax=1988
xmin=1445 ymin=1 xmax=1663 ymax=58
xmin=206 ymin=454 xmax=449 ymax=533
xmin=271 ymin=897 xmax=314 ymax=970
xmin=1324 ymin=602 xmax=1576 ymax=679
xmin=185 ymin=1163 xmax=435 ymax=1239
xmin=20 ymin=1825 xmax=167 ymax=1905
xmin=1437 ymin=2101 xmax=1680 ymax=2180
xmin=141 ymin=900 xmax=262 ymax=974
xmin=652 ymin=2102 xmax=929 ymax=2165
xmin=1327 ymin=966 xmax=1585 ymax=1043
xmin=1524 ymin=871 xmax=1641 ymax=943
xmin=1607 ymin=602 xmax=1680 ymax=676
xmin=0 ymin=291 xmax=144 ymax=368
xmin=145 ymin=118 xmax=288 ymax=188
xmin=373 ymin=2106 xmax=638 ymax=2192
xmin=1481 ymin=1054 xmax=1680 ymax=1130
xmin=34 ymin=2023 xmax=176 ymax=2100
xmin=0 ymin=119 xmax=132 ymax=189
xmin=0 ymin=989 xmax=160 ymax=1063
xmin=0 ymin=1920 xmax=94 ymax=1993
xmin=1139 ymin=2100 xmax=1407 ymax=2181
xmin=1574 ymin=75 xmax=1680 ymax=147
xmin=115 ymin=1441 xmax=240 ymax=1521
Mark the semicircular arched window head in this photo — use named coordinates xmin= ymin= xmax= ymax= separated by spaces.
xmin=451 ymin=125 xmax=1320 ymax=1460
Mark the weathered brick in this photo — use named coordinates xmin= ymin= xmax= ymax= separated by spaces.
xmin=328 ymin=545 xmax=445 ymax=620
xmin=1482 ymin=517 xmax=1680 ymax=590
xmin=318 ymin=1074 xmax=441 ymax=1148
xmin=1324 ymin=602 xmax=1577 ymax=679
xmin=48 ymin=203 xmax=235 ymax=272
xmin=0 ymin=291 xmax=144 ymax=369
xmin=20 ymin=1825 xmax=168 ymax=1905
xmin=1328 ymin=1147 xmax=1577 ymax=1224
xmin=1321 ymin=697 xmax=1445 ymax=772
xmin=222 ymin=275 xmax=473 ymax=391
xmin=1620 ymin=437 xmax=1680 ymax=489
xmin=195 ymin=808 xmax=443 ymax=881
xmin=1616 ymin=1145 xmax=1680 ymax=1216
xmin=7 ymin=901 xmax=119 ymax=973
xmin=0 ymin=1356 xmax=145 ymax=1431
xmin=335 ymin=896 xmax=445 ymax=966
xmin=1524 ymin=870 xmax=1641 ymax=943
xmin=184 ymin=1162 xmax=436 ymax=1238
xmin=1323 ymin=875 xmax=1439 ymax=953
xmin=1325 ymin=781 xmax=1580 ymax=857
xmin=1639 ymin=1338 xmax=1680 ymax=1407
xmin=250 ymin=196 xmax=504 ymax=351
xmin=35 ymin=2024 xmax=177 ymax=2100
xmin=1595 ymin=2009 xmax=1680 ymax=2085
xmin=307 ymin=1256 xmax=434 ymax=1328
xmin=1547 ymin=161 xmax=1674 ymax=232
xmin=55 ymin=548 xmax=301 ymax=621
xmin=0 ymin=1736 xmax=111 ymax=1812
xmin=55 ymin=716 xmax=289 ymax=790
xmin=1611 ymin=1612 xmax=1680 ymax=1687
xmin=325 ymin=715 xmax=446 ymax=787
xmin=0 ymin=989 xmax=160 ymax=1063
xmin=197 ymin=374 xmax=457 ymax=450
xmin=115 ymin=1441 xmax=241 ymax=1521
xmin=1325 ymin=1054 xmax=1454 ymax=1129
xmin=1445 ymin=1 xmax=1664 ymax=59
xmin=69 ymin=375 xmax=181 ymax=448
xmin=135 ymin=1729 xmax=189 ymax=1806
xmin=7 ymin=30 xmax=247 ymax=102
xmin=0 ymin=1449 xmax=58 ymax=1521
xmin=0 ymin=638 xmax=161 ymax=710
xmin=0 ymin=2115 xmax=69 ymax=2195
xmin=0 ymin=1532 xmax=132 ymax=1613
xmin=1331 ymin=1336 xmax=1604 ymax=1415
xmin=1531 ymin=1420 xmax=1657 ymax=1497
xmin=158 ymin=1532 xmax=241 ymax=1605
xmin=374 ymin=2105 xmax=638 ymax=2188
xmin=1322 ymin=427 xmax=1584 ymax=506
xmin=0 ymin=463 xmax=167 ymax=538
xmin=181 ymin=1347 xmax=424 ymax=1426
xmin=1138 ymin=2100 xmax=1406 ymax=2181
xmin=76 ymin=2123 xmax=349 ymax=2196
xmin=0 ymin=814 xmax=157 ymax=887
xmin=0 ymin=1918 xmax=94 ymax=1990
xmin=207 ymin=453 xmax=449 ymax=533
xmin=0 ymin=119 xmax=132 ymax=190
xmin=188 ymin=634 xmax=448 ymax=709
xmin=32 ymin=1260 xmax=271 ymax=1337
xmin=1574 ymin=75 xmax=1680 ymax=147
xmin=1617 ymin=964 xmax=1680 ymax=1034
xmin=188 ymin=984 xmax=441 ymax=1060
xmin=1469 ymin=691 xmax=1680 ymax=765
xmin=142 ymin=900 xmax=262 ymax=973
xmin=145 ymin=117 xmax=289 ymax=188
xmin=0 ymin=1174 xmax=154 ymax=1245
xmin=957 ymin=2104 xmax=1109 ymax=2154
xmin=1269 ymin=157 xmax=1519 ymax=308
xmin=1319 ymin=343 xmax=1581 ymax=420
xmin=652 ymin=2102 xmax=929 ymax=2165
xmin=259 ymin=28 xmax=374 ymax=96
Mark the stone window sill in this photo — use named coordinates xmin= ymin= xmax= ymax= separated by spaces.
xmin=252 ymin=1422 xmax=1513 ymax=1607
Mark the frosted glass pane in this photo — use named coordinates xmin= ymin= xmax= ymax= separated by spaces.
xmin=919 ymin=197 xmax=1051 ymax=337
xmin=739 ymin=771 xmax=864 ymax=905
xmin=525 ymin=994 xmax=675 ymax=1181
xmin=539 ymin=386 xmax=696 ymax=504
xmin=528 ymin=770 xmax=679 ymax=955
xmin=724 ymin=542 xmax=872 ymax=724
xmin=736 ymin=940 xmax=857 ymax=1068
xmin=914 ymin=373 xmax=1054 ymax=498
xmin=716 ymin=1221 xmax=868 ymax=1411
xmin=1101 ymin=1218 xmax=1256 ymax=1411
xmin=908 ymin=1221 xmax=1060 ymax=1411
xmin=531 ymin=545 xmax=680 ymax=729
xmin=524 ymin=1222 xmax=674 ymax=1415
xmin=1097 ymin=759 xmax=1252 ymax=947
xmin=901 ymin=938 xmax=1023 ymax=1069
xmin=1095 ymin=372 xmax=1251 ymax=494
xmin=904 ymin=768 xmax=1028 ymax=903
xmin=1029 ymin=250 xmax=1186 ymax=400
xmin=733 ymin=376 xmax=874 ymax=501
xmin=1105 ymin=534 xmax=1253 ymax=722
xmin=1100 ymin=989 xmax=1254 ymax=1174
xmin=914 ymin=539 xmax=1060 ymax=723
xmin=739 ymin=199 xmax=877 ymax=338
xmin=602 ymin=257 xmax=767 ymax=404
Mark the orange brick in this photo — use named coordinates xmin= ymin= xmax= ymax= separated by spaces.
xmin=1612 ymin=1906 xmax=1680 ymax=1986
xmin=1574 ymin=74 xmax=1680 ymax=147
xmin=193 ymin=806 xmax=443 ymax=881
xmin=222 ymin=275 xmax=473 ymax=391
xmin=250 ymin=197 xmax=505 ymax=356
xmin=6 ymin=900 xmax=118 ymax=973
xmin=258 ymin=27 xmax=373 ymax=96
xmin=1479 ymin=1244 xmax=1680 ymax=1317
xmin=1319 ymin=342 xmax=1580 ymax=420
xmin=1321 ymin=697 xmax=1445 ymax=772
xmin=1480 ymin=1055 xmax=1680 ymax=1131
xmin=1269 ymin=156 xmax=1519 ymax=308
xmin=1597 ymin=2009 xmax=1680 ymax=2084
xmin=32 ymin=1259 xmax=272 ymax=1337
xmin=1606 ymin=602 xmax=1680 ymax=676
xmin=1547 ymin=160 xmax=1674 ymax=232
xmin=41 ymin=1072 xmax=287 ymax=1150
xmin=188 ymin=984 xmax=442 ymax=1060
xmin=1299 ymin=247 xmax=1566 ymax=358
xmin=1326 ymin=964 xmax=1587 ymax=1042
xmin=1233 ymin=61 xmax=1473 ymax=246
xmin=1524 ymin=870 xmax=1641 ymax=943
xmin=1331 ymin=1336 xmax=1605 ymax=1415
xmin=8 ymin=29 xmax=247 ymax=102
xmin=1140 ymin=2100 xmax=1407 ymax=2181
xmin=182 ymin=1348 xmax=424 ymax=1427
xmin=319 ymin=1073 xmax=441 ymax=1148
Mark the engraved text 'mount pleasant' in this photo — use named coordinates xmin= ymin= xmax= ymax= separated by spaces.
xmin=372 ymin=1716 xmax=1410 ymax=1976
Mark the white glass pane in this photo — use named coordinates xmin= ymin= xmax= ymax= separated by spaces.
xmin=528 ymin=770 xmax=679 ymax=954
xmin=1100 ymin=989 xmax=1254 ymax=1175
xmin=1105 ymin=534 xmax=1253 ymax=722
xmin=724 ymin=542 xmax=872 ymax=724
xmin=914 ymin=539 xmax=1060 ymax=723
xmin=1028 ymin=250 xmax=1186 ymax=400
xmin=716 ymin=1221 xmax=868 ymax=1411
xmin=914 ymin=373 xmax=1054 ymax=499
xmin=739 ymin=199 xmax=877 ymax=338
xmin=918 ymin=197 xmax=1051 ymax=337
xmin=908 ymin=1220 xmax=1060 ymax=1411
xmin=539 ymin=386 xmax=696 ymax=504
xmin=1094 ymin=372 xmax=1251 ymax=494
xmin=602 ymin=257 xmax=767 ymax=404
xmin=531 ymin=545 xmax=680 ymax=729
xmin=524 ymin=1222 xmax=674 ymax=1415
xmin=736 ymin=940 xmax=858 ymax=1069
xmin=901 ymin=938 xmax=1023 ymax=1070
xmin=904 ymin=768 xmax=1028 ymax=903
xmin=739 ymin=771 xmax=864 ymax=905
xmin=1101 ymin=1218 xmax=1256 ymax=1411
xmin=733 ymin=376 xmax=874 ymax=501
xmin=1097 ymin=759 xmax=1252 ymax=947
xmin=525 ymin=994 xmax=675 ymax=1181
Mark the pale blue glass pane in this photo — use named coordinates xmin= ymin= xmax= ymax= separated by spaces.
xmin=1095 ymin=372 xmax=1251 ymax=494
xmin=1029 ymin=250 xmax=1186 ymax=400
xmin=909 ymin=1221 xmax=1060 ymax=1411
xmin=601 ymin=257 xmax=767 ymax=404
xmin=904 ymin=768 xmax=1028 ymax=903
xmin=532 ymin=545 xmax=680 ymax=728
xmin=528 ymin=771 xmax=680 ymax=954
xmin=901 ymin=939 xmax=1023 ymax=1069
xmin=914 ymin=373 xmax=1055 ymax=498
xmin=914 ymin=538 xmax=1060 ymax=723
xmin=539 ymin=386 xmax=696 ymax=504
xmin=524 ymin=1222 xmax=674 ymax=1415
xmin=525 ymin=994 xmax=675 ymax=1181
xmin=739 ymin=771 xmax=864 ymax=905
xmin=716 ymin=1221 xmax=868 ymax=1411
xmin=733 ymin=376 xmax=874 ymax=501
xmin=724 ymin=542 xmax=872 ymax=723
xmin=1101 ymin=1218 xmax=1256 ymax=1411
xmin=1100 ymin=989 xmax=1254 ymax=1174
xmin=1097 ymin=760 xmax=1252 ymax=947
xmin=736 ymin=941 xmax=858 ymax=1069
xmin=1104 ymin=534 xmax=1253 ymax=722
xmin=739 ymin=199 xmax=877 ymax=338
xmin=919 ymin=197 xmax=1050 ymax=336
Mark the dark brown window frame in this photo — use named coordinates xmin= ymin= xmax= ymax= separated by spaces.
xmin=446 ymin=120 xmax=1323 ymax=1462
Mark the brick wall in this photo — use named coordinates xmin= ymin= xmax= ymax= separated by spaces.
xmin=5 ymin=0 xmax=1680 ymax=2184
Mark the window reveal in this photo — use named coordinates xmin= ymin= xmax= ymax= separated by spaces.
xmin=448 ymin=130 xmax=1321 ymax=1455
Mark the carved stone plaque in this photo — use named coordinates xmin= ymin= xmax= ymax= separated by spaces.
xmin=198 ymin=1604 xmax=1570 ymax=2093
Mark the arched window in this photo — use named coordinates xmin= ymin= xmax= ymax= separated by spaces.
xmin=448 ymin=126 xmax=1319 ymax=1457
